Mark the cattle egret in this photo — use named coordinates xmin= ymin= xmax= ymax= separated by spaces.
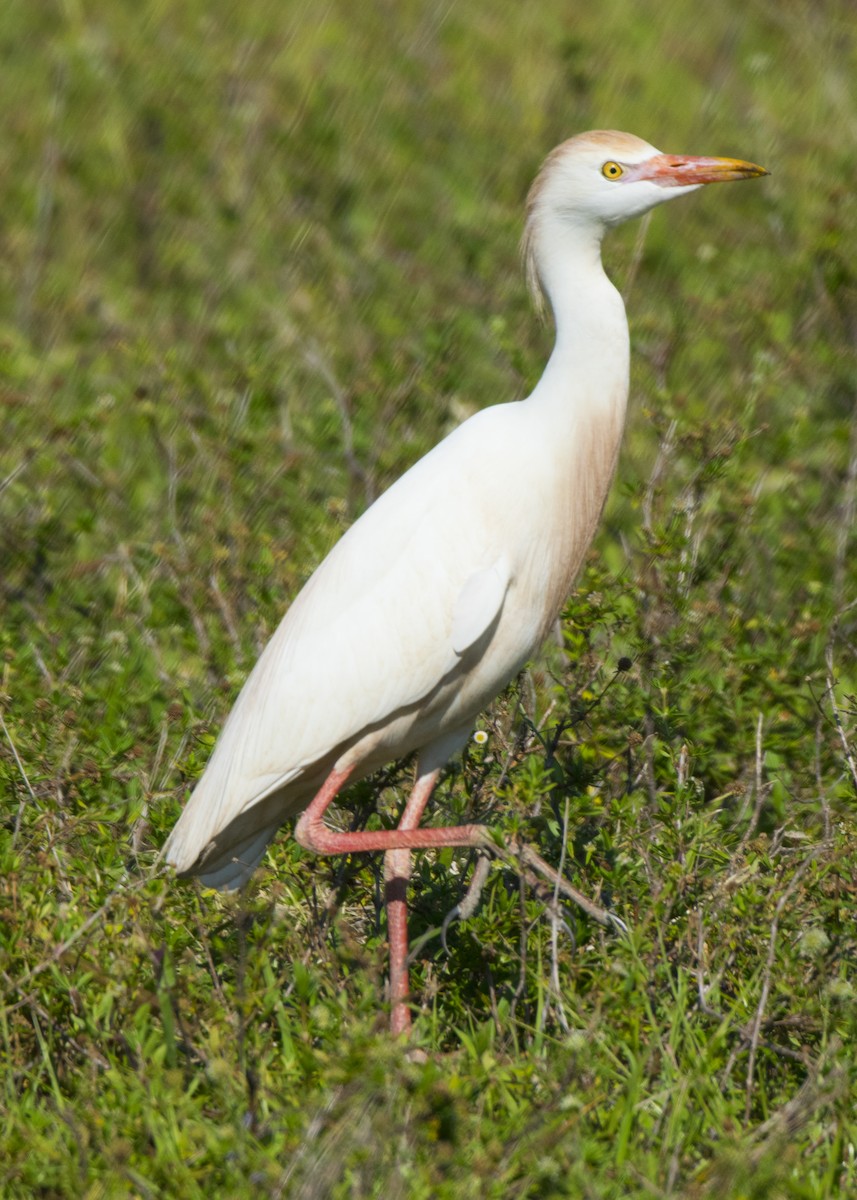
xmin=165 ymin=131 xmax=767 ymax=1035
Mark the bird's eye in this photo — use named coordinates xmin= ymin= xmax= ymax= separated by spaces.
xmin=602 ymin=161 xmax=624 ymax=180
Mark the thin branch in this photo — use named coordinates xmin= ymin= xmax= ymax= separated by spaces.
xmin=824 ymin=643 xmax=857 ymax=798
xmin=548 ymin=796 xmax=573 ymax=1033
xmin=2 ymin=711 xmax=41 ymax=844
xmin=209 ymin=570 xmax=243 ymax=661
xmin=738 ymin=712 xmax=769 ymax=845
xmin=743 ymin=850 xmax=816 ymax=1122
xmin=480 ymin=832 xmax=627 ymax=932
xmin=642 ymin=419 xmax=677 ymax=535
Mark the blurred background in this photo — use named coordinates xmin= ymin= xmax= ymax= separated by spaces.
xmin=2 ymin=1 xmax=856 ymax=1195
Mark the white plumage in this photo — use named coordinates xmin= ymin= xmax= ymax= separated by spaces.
xmin=165 ymin=131 xmax=766 ymax=1032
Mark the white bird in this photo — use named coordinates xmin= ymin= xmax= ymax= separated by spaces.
xmin=165 ymin=131 xmax=766 ymax=1035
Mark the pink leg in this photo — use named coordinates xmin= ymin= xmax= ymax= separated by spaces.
xmin=294 ymin=766 xmax=485 ymax=855
xmin=294 ymin=762 xmax=485 ymax=1035
xmin=384 ymin=768 xmax=440 ymax=1036
xmin=384 ymin=856 xmax=411 ymax=1036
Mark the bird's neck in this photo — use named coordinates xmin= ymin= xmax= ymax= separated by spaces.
xmin=530 ymin=218 xmax=630 ymax=421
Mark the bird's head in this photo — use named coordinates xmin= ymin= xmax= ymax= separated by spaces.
xmin=523 ymin=130 xmax=768 ymax=310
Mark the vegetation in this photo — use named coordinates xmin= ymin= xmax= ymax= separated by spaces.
xmin=2 ymin=0 xmax=856 ymax=1195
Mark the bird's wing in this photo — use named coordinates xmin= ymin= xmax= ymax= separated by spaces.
xmin=451 ymin=557 xmax=510 ymax=655
xmin=165 ymin=406 xmax=521 ymax=871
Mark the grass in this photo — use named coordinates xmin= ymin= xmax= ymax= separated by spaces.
xmin=2 ymin=0 xmax=857 ymax=1195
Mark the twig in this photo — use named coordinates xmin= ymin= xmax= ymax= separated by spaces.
xmin=2 ymin=711 xmax=41 ymax=844
xmin=476 ymin=830 xmax=627 ymax=932
xmin=0 ymin=456 xmax=31 ymax=497
xmin=439 ymin=853 xmax=491 ymax=953
xmin=824 ymin=642 xmax=857 ymax=798
xmin=209 ymin=570 xmax=243 ymax=661
xmin=749 ymin=1038 xmax=844 ymax=1147
xmin=642 ymin=419 xmax=677 ymax=535
xmin=814 ymin=714 xmax=832 ymax=843
xmin=738 ymin=712 xmax=769 ymax=845
xmin=743 ymin=850 xmax=816 ymax=1122
xmin=28 ymin=642 xmax=55 ymax=688
xmin=508 ymin=869 xmax=530 ymax=1025
xmin=548 ymin=797 xmax=573 ymax=1033
xmin=696 ymin=911 xmax=813 ymax=1074
xmin=676 ymin=743 xmax=689 ymax=790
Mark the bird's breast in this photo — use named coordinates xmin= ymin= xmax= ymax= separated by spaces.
xmin=511 ymin=395 xmax=626 ymax=637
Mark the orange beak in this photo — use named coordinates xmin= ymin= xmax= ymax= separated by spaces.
xmin=632 ymin=154 xmax=769 ymax=187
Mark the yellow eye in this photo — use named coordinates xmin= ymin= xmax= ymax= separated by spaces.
xmin=602 ymin=161 xmax=624 ymax=180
